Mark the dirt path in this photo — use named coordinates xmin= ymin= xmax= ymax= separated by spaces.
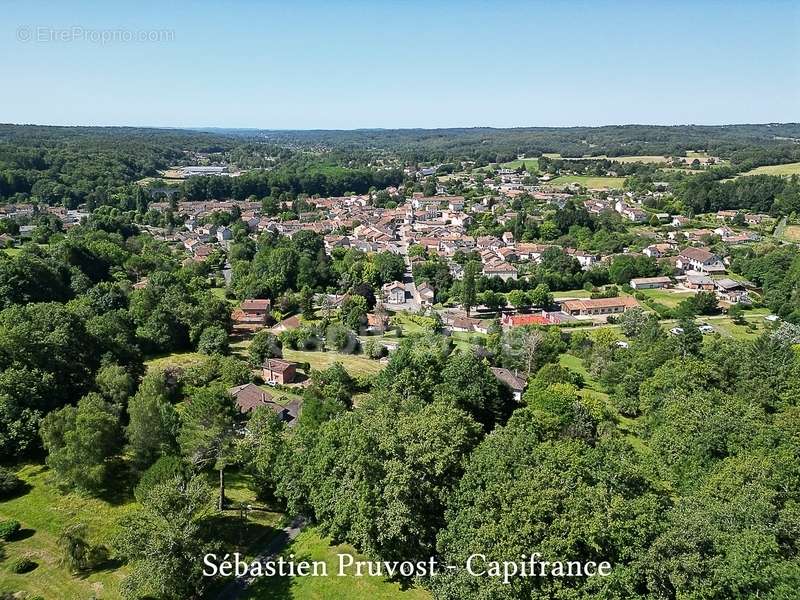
xmin=215 ymin=516 xmax=306 ymax=600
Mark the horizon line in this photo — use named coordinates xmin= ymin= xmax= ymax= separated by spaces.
xmin=2 ymin=121 xmax=799 ymax=133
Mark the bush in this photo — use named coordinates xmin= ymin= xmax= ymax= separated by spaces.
xmin=11 ymin=555 xmax=37 ymax=574
xmin=0 ymin=468 xmax=24 ymax=499
xmin=57 ymin=523 xmax=107 ymax=574
xmin=0 ymin=519 xmax=21 ymax=540
xmin=135 ymin=455 xmax=188 ymax=503
xmin=197 ymin=325 xmax=230 ymax=356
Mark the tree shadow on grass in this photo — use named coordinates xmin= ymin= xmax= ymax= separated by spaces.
xmin=8 ymin=527 xmax=35 ymax=541
xmin=231 ymin=549 xmax=312 ymax=600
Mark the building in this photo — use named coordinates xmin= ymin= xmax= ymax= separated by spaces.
xmin=417 ymin=282 xmax=435 ymax=305
xmin=676 ymin=247 xmax=725 ymax=274
xmin=262 ymin=359 xmax=296 ymax=385
xmin=490 ymin=367 xmax=527 ymax=402
xmin=483 ymin=262 xmax=518 ymax=281
xmin=684 ymin=273 xmax=715 ymax=290
xmin=560 ymin=296 xmax=639 ymax=317
xmin=714 ymin=278 xmax=749 ymax=302
xmin=383 ymin=281 xmax=406 ymax=304
xmin=232 ymin=298 xmax=271 ymax=332
xmin=271 ymin=314 xmax=301 ymax=333
xmin=500 ymin=312 xmax=560 ymax=328
xmin=227 ymin=383 xmax=294 ymax=422
xmin=630 ymin=276 xmax=672 ymax=290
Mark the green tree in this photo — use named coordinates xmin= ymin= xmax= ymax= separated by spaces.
xmin=115 ymin=475 xmax=215 ymax=600
xmin=126 ymin=372 xmax=178 ymax=470
xmin=462 ymin=261 xmax=477 ymax=316
xmin=527 ymin=283 xmax=553 ymax=307
xmin=197 ymin=325 xmax=229 ymax=355
xmin=435 ymin=351 xmax=513 ymax=430
xmin=177 ymin=385 xmax=238 ymax=469
xmin=248 ymin=330 xmax=282 ymax=367
xmin=238 ymin=406 xmax=285 ymax=499
xmin=39 ymin=393 xmax=122 ymax=492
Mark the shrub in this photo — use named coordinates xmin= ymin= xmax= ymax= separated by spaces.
xmin=57 ymin=523 xmax=107 ymax=573
xmin=197 ymin=325 xmax=230 ymax=356
xmin=0 ymin=519 xmax=21 ymax=540
xmin=0 ymin=468 xmax=24 ymax=499
xmin=135 ymin=455 xmax=188 ymax=503
xmin=11 ymin=555 xmax=37 ymax=574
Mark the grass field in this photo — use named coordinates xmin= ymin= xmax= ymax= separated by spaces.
xmin=545 ymin=175 xmax=625 ymax=189
xmin=0 ymin=464 xmax=135 ymax=599
xmin=0 ymin=464 xmax=290 ymax=599
xmin=242 ymin=528 xmax=431 ymax=600
xmin=552 ymin=289 xmax=591 ymax=299
xmin=282 ymin=349 xmax=384 ymax=377
xmin=637 ymin=288 xmax=697 ymax=309
xmin=500 ymin=158 xmax=539 ymax=171
xmin=145 ymin=351 xmax=209 ymax=370
xmin=781 ymin=225 xmax=800 ymax=242
xmin=739 ymin=161 xmax=800 ymax=177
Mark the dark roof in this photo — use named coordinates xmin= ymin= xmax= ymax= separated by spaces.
xmin=263 ymin=358 xmax=294 ymax=373
xmin=491 ymin=367 xmax=527 ymax=392
xmin=228 ymin=383 xmax=274 ymax=413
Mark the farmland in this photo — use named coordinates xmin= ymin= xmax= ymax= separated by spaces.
xmin=544 ymin=175 xmax=626 ymax=188
xmin=739 ymin=161 xmax=800 ymax=177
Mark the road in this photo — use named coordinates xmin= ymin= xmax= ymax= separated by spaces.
xmin=216 ymin=516 xmax=306 ymax=600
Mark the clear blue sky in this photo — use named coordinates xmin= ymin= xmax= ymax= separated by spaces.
xmin=2 ymin=0 xmax=798 ymax=129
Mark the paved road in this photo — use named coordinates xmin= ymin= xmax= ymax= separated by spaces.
xmin=216 ymin=516 xmax=306 ymax=600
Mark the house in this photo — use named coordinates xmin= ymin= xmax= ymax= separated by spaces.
xmin=500 ymin=312 xmax=559 ymax=329
xmin=714 ymin=278 xmax=749 ymax=302
xmin=675 ymin=247 xmax=725 ymax=274
xmin=671 ymin=216 xmax=690 ymax=228
xmin=232 ymin=298 xmax=271 ymax=332
xmin=483 ymin=262 xmax=518 ymax=281
xmin=560 ymin=296 xmax=639 ymax=317
xmin=383 ymin=281 xmax=406 ymax=304
xmin=271 ymin=314 xmax=301 ymax=333
xmin=216 ymin=226 xmax=233 ymax=242
xmin=262 ymin=359 xmax=296 ymax=385
xmin=0 ymin=233 xmax=13 ymax=248
xmin=366 ymin=312 xmax=389 ymax=332
xmin=450 ymin=316 xmax=487 ymax=334
xmin=490 ymin=367 xmax=527 ymax=402
xmin=417 ymin=282 xmax=435 ymax=305
xmin=684 ymin=273 xmax=715 ymax=290
xmin=630 ymin=276 xmax=672 ymax=290
xmin=643 ymin=243 xmax=674 ymax=258
xmin=227 ymin=383 xmax=293 ymax=422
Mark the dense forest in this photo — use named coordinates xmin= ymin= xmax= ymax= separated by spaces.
xmin=243 ymin=123 xmax=800 ymax=165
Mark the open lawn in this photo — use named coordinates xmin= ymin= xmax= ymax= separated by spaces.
xmin=740 ymin=162 xmax=800 ymax=177
xmin=545 ymin=175 xmax=625 ymax=189
xmin=781 ymin=225 xmax=800 ymax=242
xmin=242 ymin=528 xmax=431 ymax=600
xmin=0 ymin=464 xmax=135 ymax=599
xmin=145 ymin=351 xmax=208 ymax=370
xmin=500 ymin=158 xmax=539 ymax=171
xmin=637 ymin=288 xmax=697 ymax=309
xmin=552 ymin=289 xmax=591 ymax=299
xmin=282 ymin=349 xmax=384 ymax=377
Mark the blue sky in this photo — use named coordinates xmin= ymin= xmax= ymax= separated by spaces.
xmin=1 ymin=0 xmax=798 ymax=129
